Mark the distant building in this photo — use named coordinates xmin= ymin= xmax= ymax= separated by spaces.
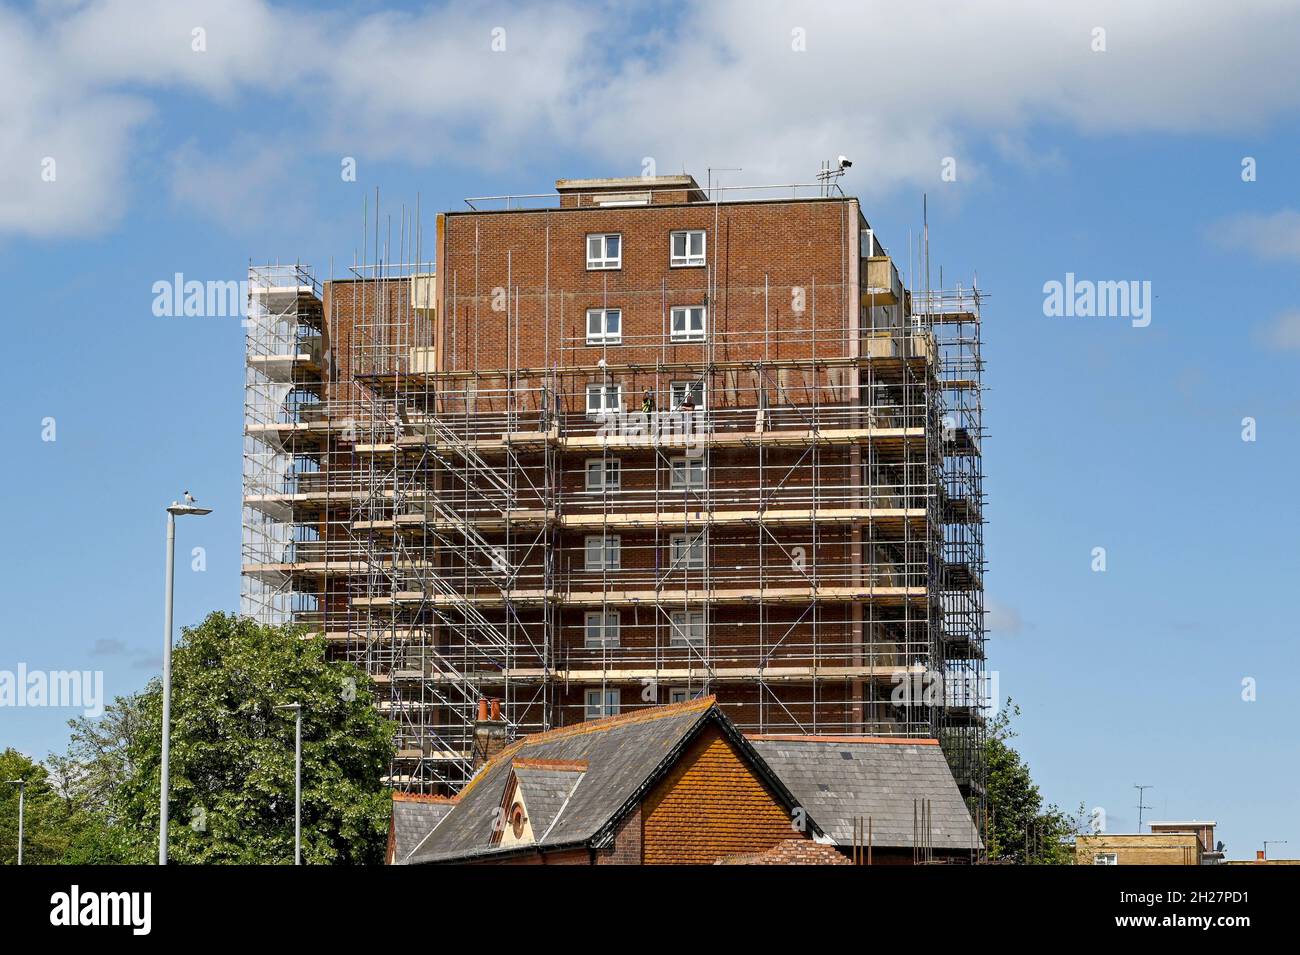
xmin=1224 ymin=852 xmax=1300 ymax=865
xmin=1077 ymin=820 xmax=1222 ymax=865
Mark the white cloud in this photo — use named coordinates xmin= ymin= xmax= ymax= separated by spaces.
xmin=53 ymin=0 xmax=305 ymax=96
xmin=576 ymin=1 xmax=1300 ymax=189
xmin=5 ymin=0 xmax=1300 ymax=237
xmin=1257 ymin=309 xmax=1300 ymax=350
xmin=987 ymin=600 xmax=1024 ymax=637
xmin=1214 ymin=210 xmax=1300 ymax=262
xmin=316 ymin=5 xmax=598 ymax=165
xmin=168 ymin=139 xmax=302 ymax=232
xmin=0 ymin=6 xmax=150 ymax=237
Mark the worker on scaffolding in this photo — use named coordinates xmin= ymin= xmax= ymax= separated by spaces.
xmin=641 ymin=388 xmax=656 ymax=415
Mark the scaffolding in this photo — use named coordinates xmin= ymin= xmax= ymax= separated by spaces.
xmin=241 ymin=181 xmax=988 ymax=813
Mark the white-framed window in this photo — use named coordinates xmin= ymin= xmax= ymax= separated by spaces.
xmin=670 ymin=379 xmax=705 ymax=410
xmin=670 ymin=305 xmax=706 ymax=342
xmin=670 ymin=230 xmax=706 ymax=267
xmin=584 ymin=457 xmax=621 ymax=492
xmin=670 ymin=610 xmax=706 ymax=647
xmin=586 ymin=233 xmax=622 ymax=270
xmin=668 ymin=686 xmax=702 ymax=704
xmin=586 ymin=307 xmax=622 ymax=345
xmin=586 ymin=382 xmax=623 ymax=417
xmin=585 ymin=688 xmax=621 ymax=719
xmin=584 ymin=611 xmax=620 ymax=648
xmin=669 ymin=531 xmax=706 ymax=570
xmin=670 ymin=456 xmax=706 ymax=489
xmin=1093 ymin=853 xmax=1119 ymax=866
xmin=584 ymin=534 xmax=621 ymax=571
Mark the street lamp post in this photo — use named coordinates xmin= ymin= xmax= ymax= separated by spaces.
xmin=5 ymin=780 xmax=22 ymax=865
xmin=160 ymin=498 xmax=212 ymax=866
xmin=275 ymin=702 xmax=303 ymax=865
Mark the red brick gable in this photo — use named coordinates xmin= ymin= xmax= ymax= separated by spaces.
xmin=641 ymin=723 xmax=805 ymax=864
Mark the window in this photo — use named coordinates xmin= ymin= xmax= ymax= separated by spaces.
xmin=670 ymin=456 xmax=706 ymax=489
xmin=670 ymin=230 xmax=706 ymax=267
xmin=586 ymin=307 xmax=622 ymax=345
xmin=1093 ymin=853 xmax=1118 ymax=866
xmin=670 ymin=610 xmax=706 ymax=647
xmin=670 ymin=380 xmax=705 ymax=410
xmin=670 ymin=532 xmax=706 ymax=570
xmin=585 ymin=688 xmax=621 ymax=719
xmin=584 ymin=534 xmax=621 ymax=571
xmin=509 ymin=802 xmax=527 ymax=839
xmin=668 ymin=686 xmax=702 ymax=704
xmin=670 ymin=305 xmax=706 ymax=342
xmin=586 ymin=233 xmax=622 ymax=270
xmin=584 ymin=611 xmax=620 ymax=648
xmin=586 ymin=383 xmax=623 ymax=417
xmin=584 ymin=458 xmax=621 ymax=492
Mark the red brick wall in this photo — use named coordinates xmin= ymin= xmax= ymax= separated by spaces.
xmin=596 ymin=804 xmax=643 ymax=865
xmin=438 ymin=198 xmax=857 ymax=377
xmin=640 ymin=723 xmax=804 ymax=864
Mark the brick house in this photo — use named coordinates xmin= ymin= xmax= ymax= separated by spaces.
xmin=389 ymin=697 xmax=980 ymax=865
xmin=391 ymin=696 xmax=824 ymax=865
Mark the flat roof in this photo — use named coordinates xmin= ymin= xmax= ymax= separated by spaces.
xmin=555 ymin=175 xmax=702 ymax=191
xmin=448 ymin=194 xmax=856 ymax=217
xmin=1148 ymin=820 xmax=1217 ymax=826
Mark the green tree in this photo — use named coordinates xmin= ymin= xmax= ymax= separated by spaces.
xmin=985 ymin=699 xmax=1086 ymax=864
xmin=52 ymin=691 xmax=148 ymax=817
xmin=39 ymin=697 xmax=145 ymax=863
xmin=0 ymin=749 xmax=74 ymax=864
xmin=76 ymin=612 xmax=393 ymax=864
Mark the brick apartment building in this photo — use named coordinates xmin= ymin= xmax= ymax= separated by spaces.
xmin=1076 ymin=821 xmax=1224 ymax=865
xmin=241 ymin=173 xmax=987 ymax=811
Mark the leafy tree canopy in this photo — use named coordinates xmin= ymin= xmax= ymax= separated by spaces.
xmin=985 ymin=699 xmax=1087 ymax=864
xmin=35 ymin=612 xmax=394 ymax=864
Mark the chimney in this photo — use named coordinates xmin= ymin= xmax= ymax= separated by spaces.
xmin=471 ymin=698 xmax=508 ymax=771
xmin=1256 ymin=850 xmax=1266 ymax=861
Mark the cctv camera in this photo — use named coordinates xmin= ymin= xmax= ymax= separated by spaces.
xmin=838 ymin=156 xmax=852 ymax=169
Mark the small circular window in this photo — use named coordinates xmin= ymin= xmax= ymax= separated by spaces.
xmin=510 ymin=802 xmax=527 ymax=839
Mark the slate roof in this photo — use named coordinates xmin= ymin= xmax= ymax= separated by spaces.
xmin=402 ymin=696 xmax=810 ymax=864
xmin=749 ymin=736 xmax=980 ymax=852
xmin=389 ymin=796 xmax=456 ymax=864
xmin=509 ymin=763 xmax=587 ymax=839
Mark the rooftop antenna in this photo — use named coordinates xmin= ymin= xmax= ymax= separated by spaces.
xmin=816 ymin=156 xmax=852 ymax=197
xmin=707 ymin=167 xmax=743 ymax=201
xmin=1263 ymin=840 xmax=1287 ymax=860
xmin=1134 ymin=784 xmax=1154 ymax=832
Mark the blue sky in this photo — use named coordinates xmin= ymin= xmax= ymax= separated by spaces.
xmin=2 ymin=0 xmax=1298 ymax=860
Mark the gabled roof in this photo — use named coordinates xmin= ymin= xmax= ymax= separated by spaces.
xmin=389 ymin=793 xmax=456 ymax=864
xmin=506 ymin=760 xmax=588 ymax=840
xmin=402 ymin=697 xmax=813 ymax=864
xmin=749 ymin=735 xmax=980 ymax=852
